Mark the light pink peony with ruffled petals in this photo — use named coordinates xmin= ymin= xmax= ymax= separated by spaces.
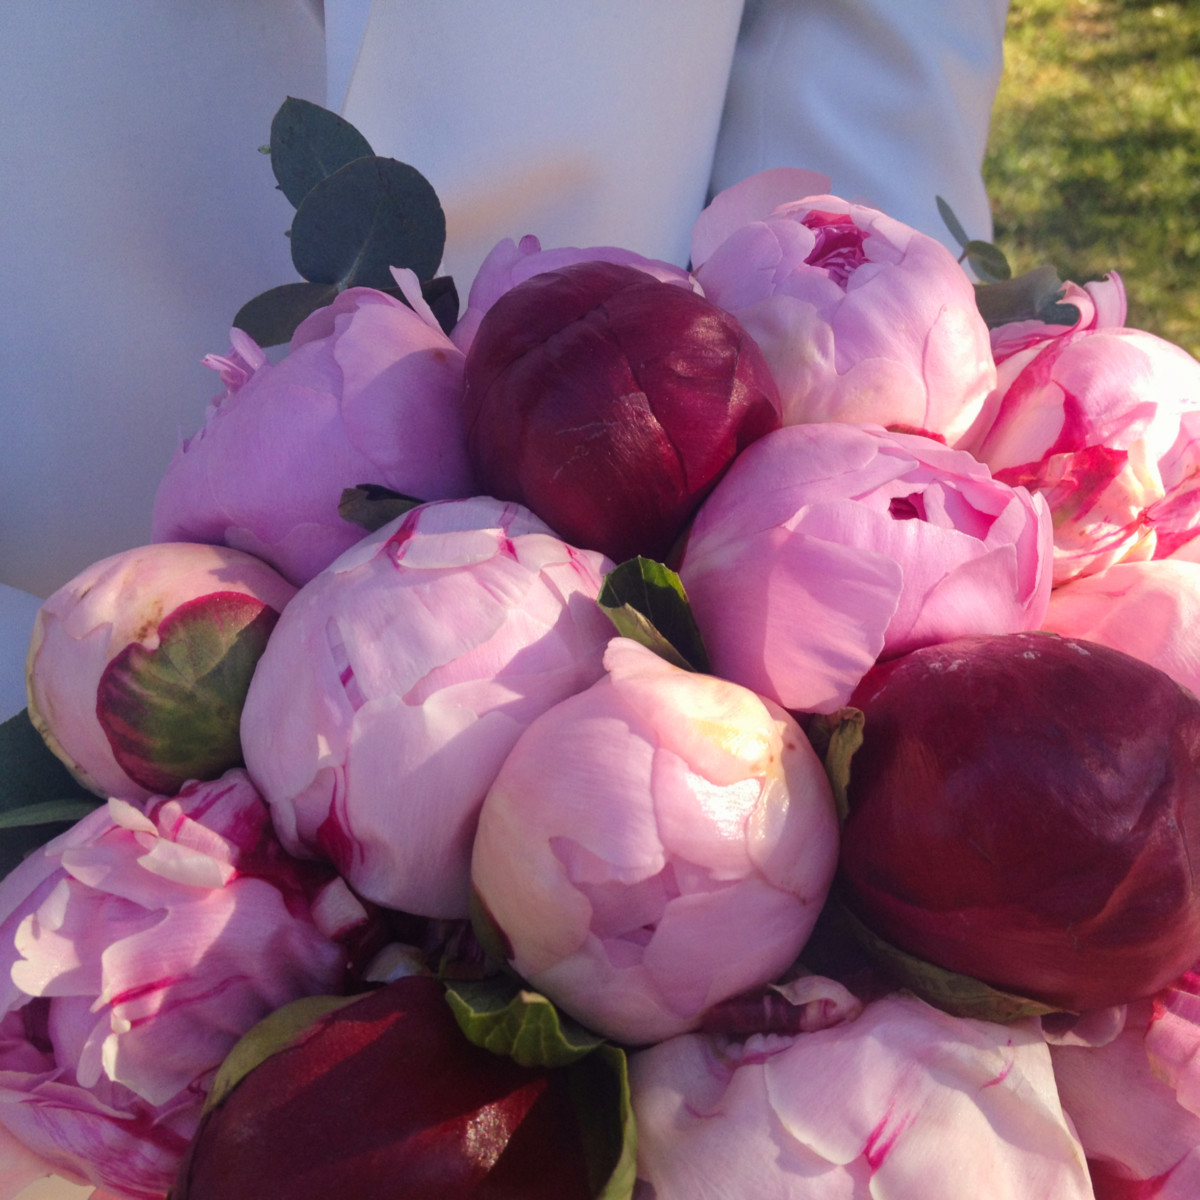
xmin=691 ymin=177 xmax=994 ymax=445
xmin=632 ymin=991 xmax=1094 ymax=1199
xmin=239 ymin=496 xmax=614 ymax=920
xmin=677 ymin=422 xmax=1052 ymax=713
xmin=0 ymin=771 xmax=362 ymax=1200
xmin=471 ymin=638 xmax=839 ymax=1046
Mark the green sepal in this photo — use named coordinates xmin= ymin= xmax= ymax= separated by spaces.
xmin=269 ymin=97 xmax=374 ymax=209
xmin=598 ymin=558 xmax=711 ymax=673
xmin=575 ymin=1044 xmax=637 ymax=1200
xmin=338 ymin=485 xmax=424 ymax=532
xmin=838 ymin=902 xmax=1065 ymax=1023
xmin=445 ymin=977 xmax=605 ymax=1069
xmin=290 ymin=156 xmax=445 ymax=291
xmin=233 ymin=281 xmax=339 ymax=347
xmin=974 ymin=264 xmax=1081 ymax=330
xmin=0 ymin=709 xmax=100 ymax=880
xmin=803 ymin=707 xmax=864 ymax=824
xmin=202 ymin=993 xmax=360 ymax=1116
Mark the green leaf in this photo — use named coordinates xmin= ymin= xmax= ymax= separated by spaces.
xmin=338 ymin=485 xmax=423 ymax=532
xmin=269 ymin=97 xmax=374 ymax=209
xmin=0 ymin=709 xmax=99 ymax=880
xmin=574 ymin=1045 xmax=637 ymax=1200
xmin=0 ymin=799 xmax=102 ymax=830
xmin=290 ymin=157 xmax=446 ymax=290
xmin=95 ymin=595 xmax=279 ymax=795
xmin=803 ymin=708 xmax=864 ymax=824
xmin=598 ymin=558 xmax=711 ymax=673
xmin=838 ymin=902 xmax=1064 ymax=1023
xmin=964 ymin=239 xmax=1012 ymax=283
xmin=974 ymin=265 xmax=1080 ymax=330
xmin=203 ymin=993 xmax=360 ymax=1115
xmin=233 ymin=281 xmax=339 ymax=348
xmin=445 ymin=978 xmax=605 ymax=1069
xmin=935 ymin=195 xmax=971 ymax=251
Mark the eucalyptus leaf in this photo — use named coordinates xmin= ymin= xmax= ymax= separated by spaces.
xmin=974 ymin=265 xmax=1079 ymax=330
xmin=233 ymin=281 xmax=339 ymax=348
xmin=338 ymin=485 xmax=423 ymax=532
xmin=290 ymin=157 xmax=445 ymax=290
xmin=838 ymin=902 xmax=1063 ymax=1022
xmin=598 ymin=558 xmax=711 ymax=674
xmin=935 ymin=195 xmax=971 ymax=251
xmin=269 ymin=97 xmax=374 ymax=209
xmin=445 ymin=978 xmax=605 ymax=1069
xmin=421 ymin=274 xmax=460 ymax=336
xmin=964 ymin=239 xmax=1012 ymax=283
xmin=0 ymin=708 xmax=99 ymax=880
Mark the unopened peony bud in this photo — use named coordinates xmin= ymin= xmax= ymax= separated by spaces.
xmin=462 ymin=260 xmax=781 ymax=563
xmin=840 ymin=632 xmax=1200 ymax=1011
xmin=26 ymin=542 xmax=295 ymax=802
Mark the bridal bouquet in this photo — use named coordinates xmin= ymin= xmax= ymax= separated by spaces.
xmin=4 ymin=99 xmax=1200 ymax=1199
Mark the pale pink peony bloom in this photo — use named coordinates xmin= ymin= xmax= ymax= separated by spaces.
xmin=632 ymin=992 xmax=1094 ymax=1199
xmin=963 ymin=327 xmax=1200 ymax=584
xmin=26 ymin=542 xmax=296 ymax=804
xmin=690 ymin=177 xmax=995 ymax=444
xmin=0 ymin=771 xmax=362 ymax=1200
xmin=240 ymin=496 xmax=614 ymax=919
xmin=990 ymin=272 xmax=1127 ymax=363
xmin=449 ymin=233 xmax=695 ymax=353
xmin=152 ymin=279 xmax=476 ymax=587
xmin=1049 ymin=974 xmax=1200 ymax=1198
xmin=677 ymin=423 xmax=1052 ymax=713
xmin=470 ymin=638 xmax=839 ymax=1046
xmin=1042 ymin=558 xmax=1200 ymax=696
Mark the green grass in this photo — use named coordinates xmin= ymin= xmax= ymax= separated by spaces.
xmin=984 ymin=0 xmax=1200 ymax=357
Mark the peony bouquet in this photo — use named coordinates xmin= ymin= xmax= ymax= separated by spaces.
xmin=4 ymin=98 xmax=1200 ymax=1199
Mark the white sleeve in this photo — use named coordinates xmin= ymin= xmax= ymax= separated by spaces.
xmin=331 ymin=0 xmax=745 ymax=286
xmin=0 ymin=2 xmax=325 ymax=598
xmin=712 ymin=0 xmax=1011 ymax=248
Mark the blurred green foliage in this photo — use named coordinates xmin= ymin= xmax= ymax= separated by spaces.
xmin=985 ymin=0 xmax=1200 ymax=357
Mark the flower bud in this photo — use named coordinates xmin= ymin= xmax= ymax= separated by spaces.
xmin=471 ymin=639 xmax=839 ymax=1045
xmin=173 ymin=977 xmax=601 ymax=1200
xmin=462 ymin=260 xmax=781 ymax=563
xmin=840 ymin=632 xmax=1200 ymax=1011
xmin=27 ymin=542 xmax=295 ymax=802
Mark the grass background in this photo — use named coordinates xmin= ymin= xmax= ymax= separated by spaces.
xmin=984 ymin=0 xmax=1200 ymax=357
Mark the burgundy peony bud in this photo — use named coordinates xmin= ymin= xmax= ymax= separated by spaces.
xmin=839 ymin=631 xmax=1200 ymax=1012
xmin=462 ymin=260 xmax=782 ymax=562
xmin=172 ymin=977 xmax=603 ymax=1199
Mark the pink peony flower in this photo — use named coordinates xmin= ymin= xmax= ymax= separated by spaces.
xmin=470 ymin=638 xmax=839 ymax=1045
xmin=963 ymin=327 xmax=1200 ymax=584
xmin=1042 ymin=558 xmax=1200 ymax=696
xmin=0 ymin=771 xmax=364 ymax=1200
xmin=690 ymin=177 xmax=995 ymax=444
xmin=449 ymin=233 xmax=695 ymax=353
xmin=26 ymin=542 xmax=296 ymax=804
xmin=239 ymin=496 xmax=614 ymax=919
xmin=152 ymin=279 xmax=477 ymax=587
xmin=677 ymin=422 xmax=1052 ymax=713
xmin=990 ymin=272 xmax=1128 ymax=364
xmin=1049 ymin=975 xmax=1200 ymax=1197
xmin=631 ymin=991 xmax=1094 ymax=1199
